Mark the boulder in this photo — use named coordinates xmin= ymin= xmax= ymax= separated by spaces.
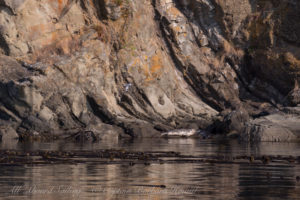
xmin=264 ymin=114 xmax=300 ymax=137
xmin=222 ymin=108 xmax=250 ymax=134
xmin=0 ymin=126 xmax=19 ymax=141
xmin=241 ymin=116 xmax=298 ymax=142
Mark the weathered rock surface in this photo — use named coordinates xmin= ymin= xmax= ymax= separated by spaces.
xmin=241 ymin=106 xmax=300 ymax=142
xmin=0 ymin=125 xmax=19 ymax=141
xmin=0 ymin=0 xmax=299 ymax=141
xmin=242 ymin=119 xmax=297 ymax=142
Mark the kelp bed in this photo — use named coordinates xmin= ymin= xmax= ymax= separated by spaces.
xmin=0 ymin=149 xmax=300 ymax=167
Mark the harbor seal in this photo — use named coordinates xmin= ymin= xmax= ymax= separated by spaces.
xmin=161 ymin=129 xmax=209 ymax=138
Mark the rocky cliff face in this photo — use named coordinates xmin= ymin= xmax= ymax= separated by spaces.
xmin=0 ymin=0 xmax=299 ymax=141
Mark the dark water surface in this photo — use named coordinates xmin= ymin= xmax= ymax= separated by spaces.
xmin=0 ymin=139 xmax=300 ymax=200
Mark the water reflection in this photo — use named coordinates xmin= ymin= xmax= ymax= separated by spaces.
xmin=0 ymin=139 xmax=300 ymax=199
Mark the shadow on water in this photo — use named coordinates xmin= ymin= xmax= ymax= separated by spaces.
xmin=0 ymin=138 xmax=300 ymax=199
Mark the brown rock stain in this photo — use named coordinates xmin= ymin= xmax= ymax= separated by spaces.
xmin=143 ymin=63 xmax=151 ymax=81
xmin=57 ymin=0 xmax=64 ymax=12
xmin=143 ymin=52 xmax=164 ymax=82
xmin=150 ymin=54 xmax=162 ymax=74
xmin=283 ymin=52 xmax=300 ymax=71
xmin=89 ymin=0 xmax=94 ymax=6
xmin=29 ymin=23 xmax=54 ymax=41
xmin=167 ymin=7 xmax=181 ymax=17
xmin=172 ymin=26 xmax=181 ymax=33
xmin=128 ymin=57 xmax=140 ymax=73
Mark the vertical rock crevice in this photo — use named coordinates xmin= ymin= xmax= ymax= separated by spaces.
xmin=0 ymin=0 xmax=299 ymax=141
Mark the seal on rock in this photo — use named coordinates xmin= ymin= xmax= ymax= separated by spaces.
xmin=161 ymin=129 xmax=209 ymax=138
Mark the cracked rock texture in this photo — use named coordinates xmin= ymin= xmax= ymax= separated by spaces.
xmin=0 ymin=0 xmax=299 ymax=141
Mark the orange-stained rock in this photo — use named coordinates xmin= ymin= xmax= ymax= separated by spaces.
xmin=0 ymin=0 xmax=299 ymax=140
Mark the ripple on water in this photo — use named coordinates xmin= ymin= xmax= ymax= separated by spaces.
xmin=0 ymin=139 xmax=300 ymax=199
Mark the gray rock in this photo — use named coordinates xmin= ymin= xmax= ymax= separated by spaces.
xmin=0 ymin=126 xmax=19 ymax=141
xmin=86 ymin=123 xmax=126 ymax=141
xmin=67 ymin=131 xmax=97 ymax=143
xmin=287 ymin=82 xmax=300 ymax=106
xmin=264 ymin=114 xmax=300 ymax=137
xmin=241 ymin=118 xmax=298 ymax=142
xmin=122 ymin=120 xmax=161 ymax=138
xmin=222 ymin=108 xmax=250 ymax=134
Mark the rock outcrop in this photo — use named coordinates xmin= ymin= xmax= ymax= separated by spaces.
xmin=242 ymin=119 xmax=297 ymax=142
xmin=0 ymin=0 xmax=299 ymax=141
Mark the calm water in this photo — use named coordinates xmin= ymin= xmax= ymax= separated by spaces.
xmin=0 ymin=139 xmax=300 ymax=200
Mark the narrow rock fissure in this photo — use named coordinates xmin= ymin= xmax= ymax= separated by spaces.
xmin=152 ymin=8 xmax=222 ymax=111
